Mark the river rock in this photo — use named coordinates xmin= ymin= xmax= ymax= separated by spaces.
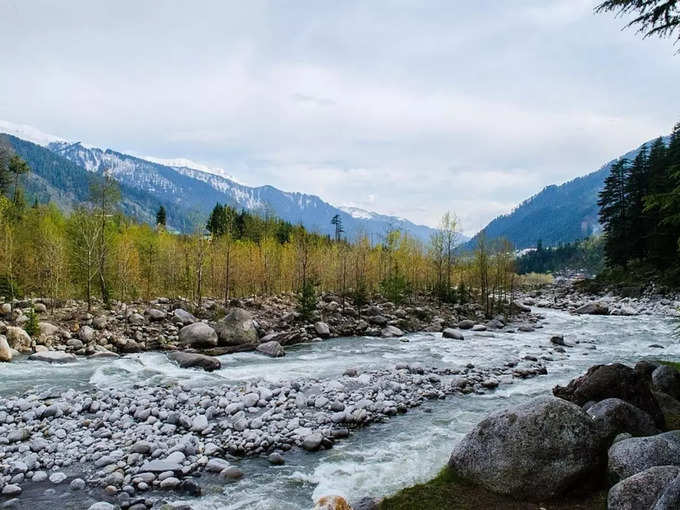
xmin=5 ymin=326 xmax=32 ymax=353
xmin=256 ymin=340 xmax=285 ymax=357
xmin=215 ymin=308 xmax=259 ymax=346
xmin=448 ymin=395 xmax=606 ymax=500
xmin=38 ymin=322 xmax=60 ymax=337
xmin=381 ymin=325 xmax=404 ymax=338
xmin=173 ymin=308 xmax=197 ymax=325
xmin=574 ymin=301 xmax=609 ymax=315
xmin=29 ymin=351 xmax=77 ymax=363
xmin=457 ymin=320 xmax=474 ymax=330
xmin=167 ymin=351 xmax=221 ymax=371
xmin=146 ymin=308 xmax=166 ymax=321
xmin=302 ymin=433 xmax=324 ymax=451
xmin=442 ymin=328 xmax=464 ymax=340
xmin=608 ymin=465 xmax=680 ymax=510
xmin=553 ymin=363 xmax=665 ymax=427
xmin=313 ymin=495 xmax=353 ymax=510
xmin=653 ymin=473 xmax=680 ymax=510
xmin=586 ymin=398 xmax=659 ymax=441
xmin=652 ymin=365 xmax=680 ymax=400
xmin=608 ymin=431 xmax=680 ymax=481
xmin=79 ymin=325 xmax=95 ymax=342
xmin=179 ymin=322 xmax=218 ymax=348
xmin=315 ymin=322 xmax=331 ymax=337
xmin=653 ymin=390 xmax=680 ymax=430
xmin=0 ymin=335 xmax=11 ymax=362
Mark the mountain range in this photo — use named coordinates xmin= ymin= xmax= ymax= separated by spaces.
xmin=0 ymin=121 xmax=439 ymax=242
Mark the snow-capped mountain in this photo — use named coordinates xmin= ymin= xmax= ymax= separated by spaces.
xmin=1 ymin=121 xmax=438 ymax=241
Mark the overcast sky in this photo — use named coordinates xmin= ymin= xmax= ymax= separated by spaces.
xmin=1 ymin=0 xmax=679 ymax=234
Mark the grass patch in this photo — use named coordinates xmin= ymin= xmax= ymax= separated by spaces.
xmin=378 ymin=466 xmax=608 ymax=510
xmin=658 ymin=360 xmax=680 ymax=372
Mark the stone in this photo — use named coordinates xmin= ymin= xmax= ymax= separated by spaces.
xmin=457 ymin=320 xmax=474 ymax=330
xmin=586 ymin=398 xmax=659 ymax=441
xmin=550 ymin=335 xmax=566 ymax=346
xmin=1 ymin=485 xmax=21 ymax=497
xmin=442 ymin=328 xmax=464 ymax=340
xmin=146 ymin=308 xmax=167 ymax=321
xmin=5 ymin=326 xmax=31 ymax=353
xmin=653 ymin=391 xmax=680 ymax=430
xmin=314 ymin=322 xmax=331 ymax=337
xmin=70 ymin=478 xmax=86 ymax=490
xmin=574 ymin=301 xmax=609 ymax=315
xmin=302 ymin=433 xmax=324 ymax=452
xmin=67 ymin=338 xmax=84 ymax=350
xmin=139 ymin=459 xmax=183 ymax=473
xmin=215 ymin=308 xmax=259 ymax=346
xmin=653 ymin=473 xmax=680 ymax=510
xmin=205 ymin=458 xmax=230 ymax=472
xmin=38 ymin=322 xmax=60 ymax=337
xmin=448 ymin=396 xmax=606 ymax=500
xmin=191 ymin=414 xmax=209 ymax=432
xmin=608 ymin=430 xmax=680 ymax=481
xmin=652 ymin=365 xmax=680 ymax=400
xmin=219 ymin=467 xmax=244 ymax=479
xmin=178 ymin=322 xmax=218 ymax=348
xmin=160 ymin=477 xmax=181 ymax=489
xmin=29 ymin=351 xmax=77 ymax=363
xmin=49 ymin=472 xmax=67 ymax=484
xmin=553 ymin=363 xmax=665 ymax=427
xmin=173 ymin=308 xmax=197 ymax=324
xmin=381 ymin=325 xmax=404 ymax=338
xmin=608 ymin=465 xmax=680 ymax=510
xmin=256 ymin=340 xmax=285 ymax=357
xmin=167 ymin=351 xmax=221 ymax=371
xmin=88 ymin=504 xmax=116 ymax=510
xmin=79 ymin=325 xmax=95 ymax=343
xmin=0 ymin=335 xmax=11 ymax=362
xmin=268 ymin=452 xmax=285 ymax=465
xmin=313 ymin=495 xmax=353 ymax=510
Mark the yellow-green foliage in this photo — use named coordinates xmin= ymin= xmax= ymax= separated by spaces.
xmin=517 ymin=272 xmax=554 ymax=289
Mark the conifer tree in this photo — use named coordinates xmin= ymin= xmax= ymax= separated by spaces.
xmin=156 ymin=205 xmax=166 ymax=227
xmin=598 ymin=158 xmax=631 ymax=266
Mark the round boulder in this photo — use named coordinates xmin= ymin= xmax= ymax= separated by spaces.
xmin=0 ymin=335 xmax=11 ymax=362
xmin=256 ymin=341 xmax=285 ymax=358
xmin=652 ymin=365 xmax=680 ymax=400
xmin=167 ymin=351 xmax=221 ymax=371
xmin=442 ymin=328 xmax=464 ymax=340
xmin=608 ymin=431 xmax=680 ymax=481
xmin=448 ymin=395 xmax=606 ymax=500
xmin=608 ymin=465 xmax=680 ymax=510
xmin=5 ymin=326 xmax=32 ymax=353
xmin=586 ymin=398 xmax=659 ymax=442
xmin=179 ymin=322 xmax=218 ymax=348
xmin=214 ymin=308 xmax=258 ymax=346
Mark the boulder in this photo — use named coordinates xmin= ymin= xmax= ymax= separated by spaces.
xmin=608 ymin=465 xmax=680 ymax=510
xmin=302 ymin=433 xmax=324 ymax=451
xmin=652 ymin=365 xmax=680 ymax=400
xmin=79 ymin=325 xmax=95 ymax=342
xmin=256 ymin=340 xmax=285 ymax=358
xmin=179 ymin=322 xmax=218 ymax=348
xmin=5 ymin=326 xmax=32 ymax=353
xmin=448 ymin=395 xmax=606 ymax=500
xmin=215 ymin=308 xmax=259 ymax=346
xmin=608 ymin=431 xmax=680 ymax=481
xmin=442 ymin=328 xmax=464 ymax=340
xmin=553 ymin=363 xmax=664 ymax=427
xmin=0 ymin=335 xmax=11 ymax=362
xmin=313 ymin=495 xmax=353 ymax=510
xmin=315 ymin=321 xmax=331 ymax=337
xmin=29 ymin=351 xmax=77 ymax=363
xmin=167 ymin=351 xmax=221 ymax=372
xmin=653 ymin=391 xmax=680 ymax=430
xmin=173 ymin=308 xmax=197 ymax=325
xmin=586 ymin=398 xmax=659 ymax=441
xmin=458 ymin=320 xmax=475 ymax=330
xmin=653 ymin=473 xmax=680 ymax=510
xmin=38 ymin=322 xmax=60 ymax=337
xmin=146 ymin=308 xmax=167 ymax=321
xmin=574 ymin=301 xmax=609 ymax=315
xmin=381 ymin=325 xmax=404 ymax=338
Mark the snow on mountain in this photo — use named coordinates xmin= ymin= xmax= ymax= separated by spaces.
xmin=0 ymin=120 xmax=66 ymax=147
xmin=140 ymin=156 xmax=244 ymax=184
xmin=339 ymin=206 xmax=376 ymax=220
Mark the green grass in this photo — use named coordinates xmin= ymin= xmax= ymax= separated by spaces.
xmin=378 ymin=466 xmax=608 ymax=510
xmin=658 ymin=360 xmax=680 ymax=371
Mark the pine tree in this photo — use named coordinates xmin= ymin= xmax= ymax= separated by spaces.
xmin=156 ymin=205 xmax=166 ymax=227
xmin=331 ymin=214 xmax=344 ymax=242
xmin=598 ymin=158 xmax=631 ymax=267
xmin=9 ymin=155 xmax=30 ymax=206
xmin=625 ymin=144 xmax=650 ymax=260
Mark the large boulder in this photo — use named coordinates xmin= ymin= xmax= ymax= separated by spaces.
xmin=5 ymin=326 xmax=32 ymax=353
xmin=608 ymin=431 xmax=680 ymax=481
xmin=179 ymin=322 xmax=218 ymax=348
xmin=652 ymin=365 xmax=680 ymax=400
xmin=608 ymin=465 xmax=680 ymax=510
xmin=0 ymin=335 xmax=11 ymax=362
xmin=214 ymin=308 xmax=258 ymax=346
xmin=314 ymin=321 xmax=331 ymax=337
xmin=448 ymin=396 xmax=606 ymax=500
xmin=256 ymin=341 xmax=285 ymax=358
xmin=587 ymin=398 xmax=659 ymax=441
xmin=173 ymin=308 xmax=197 ymax=325
xmin=381 ymin=325 xmax=404 ymax=338
xmin=653 ymin=473 xmax=680 ymax=510
xmin=167 ymin=351 xmax=221 ymax=372
xmin=574 ymin=302 xmax=609 ymax=315
xmin=553 ymin=363 xmax=664 ymax=427
xmin=38 ymin=322 xmax=60 ymax=338
xmin=29 ymin=351 xmax=77 ymax=363
xmin=653 ymin=391 xmax=680 ymax=430
xmin=442 ymin=328 xmax=464 ymax=340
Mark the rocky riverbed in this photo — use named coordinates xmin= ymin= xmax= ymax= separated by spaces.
xmin=1 ymin=287 xmax=679 ymax=509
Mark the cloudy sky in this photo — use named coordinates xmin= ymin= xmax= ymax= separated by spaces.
xmin=1 ymin=0 xmax=679 ymax=235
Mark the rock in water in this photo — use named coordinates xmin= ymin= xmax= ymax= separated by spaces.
xmin=5 ymin=326 xmax=32 ymax=353
xmin=29 ymin=351 xmax=77 ymax=363
xmin=178 ymin=322 xmax=218 ymax=348
xmin=608 ymin=430 xmax=680 ymax=481
xmin=381 ymin=325 xmax=404 ymax=338
xmin=256 ymin=341 xmax=285 ymax=357
xmin=553 ymin=363 xmax=665 ymax=427
xmin=608 ymin=465 xmax=680 ymax=510
xmin=0 ymin=335 xmax=12 ymax=362
xmin=442 ymin=328 xmax=464 ymax=340
xmin=215 ymin=308 xmax=259 ymax=346
xmin=448 ymin=395 xmax=606 ymax=500
xmin=314 ymin=495 xmax=353 ymax=510
xmin=314 ymin=321 xmax=331 ymax=337
xmin=574 ymin=302 xmax=609 ymax=315
xmin=167 ymin=351 xmax=221 ymax=371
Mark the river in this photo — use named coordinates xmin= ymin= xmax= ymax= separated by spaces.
xmin=1 ymin=308 xmax=678 ymax=509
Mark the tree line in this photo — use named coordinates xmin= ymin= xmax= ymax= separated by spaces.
xmin=515 ymin=238 xmax=605 ymax=276
xmin=0 ymin=149 xmax=520 ymax=318
xmin=598 ymin=121 xmax=680 ymax=283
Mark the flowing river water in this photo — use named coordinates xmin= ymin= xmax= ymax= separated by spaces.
xmin=1 ymin=308 xmax=678 ymax=509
